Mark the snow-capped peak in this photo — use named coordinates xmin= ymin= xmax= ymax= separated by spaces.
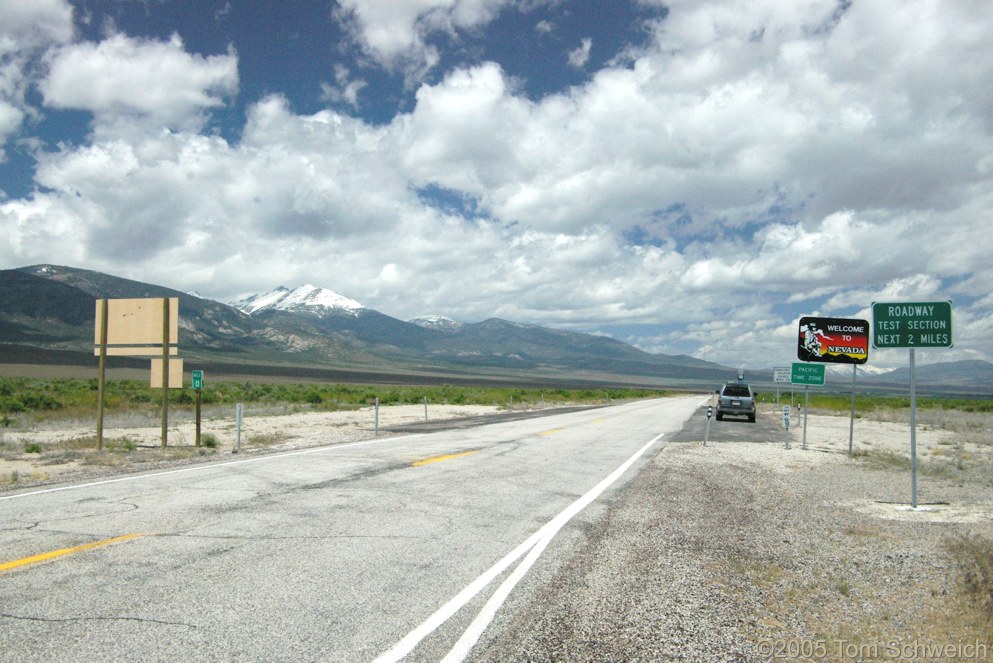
xmin=408 ymin=315 xmax=463 ymax=332
xmin=232 ymin=284 xmax=364 ymax=317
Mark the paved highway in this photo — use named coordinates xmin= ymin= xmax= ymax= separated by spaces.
xmin=1 ymin=396 xmax=704 ymax=661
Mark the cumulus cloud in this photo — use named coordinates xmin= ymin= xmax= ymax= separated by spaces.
xmin=0 ymin=0 xmax=73 ymax=155
xmin=342 ymin=0 xmax=992 ymax=367
xmin=1 ymin=0 xmax=992 ymax=370
xmin=334 ymin=0 xmax=554 ymax=78
xmin=0 ymin=0 xmax=73 ymax=51
xmin=40 ymin=33 xmax=238 ymax=136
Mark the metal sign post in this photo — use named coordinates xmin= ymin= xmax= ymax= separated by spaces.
xmin=782 ymin=405 xmax=791 ymax=449
xmin=797 ymin=316 xmax=869 ymax=457
xmin=872 ymin=301 xmax=953 ymax=509
xmin=849 ymin=364 xmax=857 ymax=458
xmin=910 ymin=349 xmax=918 ymax=507
xmin=704 ymin=406 xmax=712 ymax=446
xmin=192 ymin=370 xmax=203 ymax=447
xmin=235 ymin=403 xmax=243 ymax=453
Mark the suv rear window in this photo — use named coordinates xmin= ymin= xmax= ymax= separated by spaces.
xmin=722 ymin=385 xmax=751 ymax=397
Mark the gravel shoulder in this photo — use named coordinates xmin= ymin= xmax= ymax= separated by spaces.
xmin=474 ymin=406 xmax=993 ymax=662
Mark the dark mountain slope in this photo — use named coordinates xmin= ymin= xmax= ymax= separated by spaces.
xmin=3 ymin=264 xmax=736 ymax=382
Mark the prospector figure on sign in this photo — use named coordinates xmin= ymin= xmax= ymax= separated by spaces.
xmin=801 ymin=323 xmax=827 ymax=357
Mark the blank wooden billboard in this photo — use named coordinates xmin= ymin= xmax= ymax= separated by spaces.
xmin=94 ymin=297 xmax=178 ymax=356
xmin=150 ymin=358 xmax=184 ymax=389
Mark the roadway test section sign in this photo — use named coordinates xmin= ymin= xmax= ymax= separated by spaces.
xmin=872 ymin=302 xmax=953 ymax=348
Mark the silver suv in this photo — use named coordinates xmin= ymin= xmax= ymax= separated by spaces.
xmin=716 ymin=383 xmax=756 ymax=422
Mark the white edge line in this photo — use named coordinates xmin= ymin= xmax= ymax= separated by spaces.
xmin=0 ymin=434 xmax=425 ymax=501
xmin=371 ymin=527 xmax=546 ymax=663
xmin=440 ymin=527 xmax=555 ymax=663
xmin=440 ymin=432 xmax=665 ymax=663
xmin=377 ymin=432 xmax=666 ymax=663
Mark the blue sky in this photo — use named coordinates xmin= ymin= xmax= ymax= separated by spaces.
xmin=1 ymin=0 xmax=992 ymax=373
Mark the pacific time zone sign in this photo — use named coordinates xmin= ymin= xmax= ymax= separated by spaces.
xmin=872 ymin=301 xmax=952 ymax=348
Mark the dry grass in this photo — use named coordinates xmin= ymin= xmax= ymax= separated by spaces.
xmin=846 ymin=407 xmax=993 ymax=488
xmin=946 ymin=534 xmax=993 ymax=633
xmin=0 ymin=430 xmax=219 ymax=488
xmin=246 ymin=431 xmax=291 ymax=447
xmin=732 ymin=536 xmax=993 ymax=662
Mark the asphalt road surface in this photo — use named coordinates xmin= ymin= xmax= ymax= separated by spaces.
xmin=0 ymin=395 xmax=755 ymax=662
xmin=668 ymin=402 xmax=784 ymax=445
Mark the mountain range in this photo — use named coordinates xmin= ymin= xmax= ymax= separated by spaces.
xmin=1 ymin=264 xmax=990 ymax=394
xmin=0 ymin=264 xmax=732 ymax=387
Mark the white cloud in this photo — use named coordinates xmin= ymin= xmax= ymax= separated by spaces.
xmin=0 ymin=0 xmax=74 ymax=51
xmin=2 ymin=0 xmax=993 ymax=372
xmin=334 ymin=0 xmax=555 ymax=78
xmin=40 ymin=33 xmax=238 ymax=136
xmin=400 ymin=63 xmax=532 ymax=194
xmin=534 ymin=19 xmax=554 ymax=35
xmin=0 ymin=101 xmax=24 ymax=151
xmin=568 ymin=38 xmax=592 ymax=68
xmin=0 ymin=0 xmax=73 ymax=155
xmin=320 ymin=64 xmax=368 ymax=109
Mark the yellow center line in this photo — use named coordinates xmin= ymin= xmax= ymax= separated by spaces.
xmin=411 ymin=450 xmax=480 ymax=467
xmin=539 ymin=429 xmax=565 ymax=437
xmin=0 ymin=532 xmax=148 ymax=574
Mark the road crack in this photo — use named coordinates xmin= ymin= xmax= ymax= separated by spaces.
xmin=1 ymin=612 xmax=198 ymax=629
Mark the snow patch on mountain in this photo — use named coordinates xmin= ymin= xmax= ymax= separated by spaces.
xmin=408 ymin=315 xmax=463 ymax=332
xmin=233 ymin=284 xmax=365 ymax=317
xmin=825 ymin=363 xmax=889 ymax=377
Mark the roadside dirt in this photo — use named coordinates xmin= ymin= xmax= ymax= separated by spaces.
xmin=0 ymin=403 xmax=501 ymax=490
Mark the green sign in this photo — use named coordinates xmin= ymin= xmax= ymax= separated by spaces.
xmin=791 ymin=362 xmax=825 ymax=386
xmin=192 ymin=370 xmax=203 ymax=390
xmin=872 ymin=301 xmax=952 ymax=348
